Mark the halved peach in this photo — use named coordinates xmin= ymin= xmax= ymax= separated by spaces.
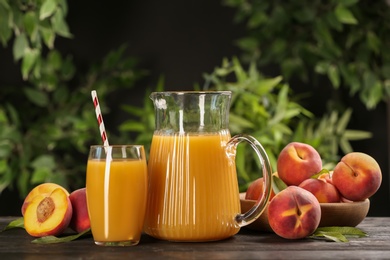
xmin=21 ymin=183 xmax=70 ymax=216
xmin=24 ymin=188 xmax=73 ymax=237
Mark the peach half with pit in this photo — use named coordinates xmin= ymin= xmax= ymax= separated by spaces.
xmin=69 ymin=188 xmax=90 ymax=233
xmin=21 ymin=183 xmax=70 ymax=216
xmin=268 ymin=186 xmax=321 ymax=239
xmin=277 ymin=142 xmax=322 ymax=186
xmin=332 ymin=152 xmax=382 ymax=201
xmin=24 ymin=188 xmax=73 ymax=237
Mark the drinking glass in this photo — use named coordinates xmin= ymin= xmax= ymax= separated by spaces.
xmin=86 ymin=145 xmax=148 ymax=246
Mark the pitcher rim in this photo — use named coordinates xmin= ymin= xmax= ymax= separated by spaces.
xmin=150 ymin=90 xmax=232 ymax=96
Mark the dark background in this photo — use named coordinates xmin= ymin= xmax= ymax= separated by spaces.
xmin=0 ymin=0 xmax=389 ymax=216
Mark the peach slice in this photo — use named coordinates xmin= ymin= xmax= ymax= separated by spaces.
xmin=69 ymin=188 xmax=90 ymax=233
xmin=24 ymin=188 xmax=73 ymax=237
xmin=21 ymin=183 xmax=70 ymax=216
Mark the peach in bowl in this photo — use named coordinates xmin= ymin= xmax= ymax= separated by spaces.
xmin=240 ymin=192 xmax=370 ymax=232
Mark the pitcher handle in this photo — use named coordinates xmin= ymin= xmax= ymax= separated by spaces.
xmin=226 ymin=134 xmax=272 ymax=227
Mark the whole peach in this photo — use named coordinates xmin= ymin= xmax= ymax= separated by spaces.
xmin=69 ymin=188 xmax=91 ymax=233
xmin=299 ymin=178 xmax=341 ymax=203
xmin=245 ymin=176 xmax=275 ymax=201
xmin=332 ymin=152 xmax=382 ymax=201
xmin=268 ymin=186 xmax=321 ymax=239
xmin=277 ymin=142 xmax=322 ymax=186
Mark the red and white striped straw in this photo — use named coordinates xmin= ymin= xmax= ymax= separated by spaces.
xmin=91 ymin=90 xmax=109 ymax=146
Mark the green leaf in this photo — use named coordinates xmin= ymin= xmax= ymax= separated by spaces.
xmin=325 ymin=11 xmax=343 ymax=31
xmin=24 ymin=88 xmax=49 ymax=107
xmin=119 ymin=122 xmax=145 ymax=132
xmin=315 ymin=61 xmax=330 ymax=75
xmin=31 ymin=155 xmax=56 ymax=170
xmin=40 ymin=26 xmax=55 ymax=49
xmin=366 ymin=31 xmax=381 ymax=54
xmin=343 ymin=130 xmax=372 ymax=140
xmin=328 ymin=64 xmax=340 ymax=88
xmin=0 ymin=0 xmax=10 ymax=9
xmin=316 ymin=226 xmax=367 ymax=237
xmin=236 ymin=144 xmax=250 ymax=183
xmin=21 ymin=48 xmax=40 ymax=80
xmin=316 ymin=231 xmax=349 ymax=242
xmin=13 ymin=33 xmax=28 ymax=61
xmin=32 ymin=228 xmax=92 ymax=244
xmin=334 ymin=5 xmax=358 ymax=25
xmin=31 ymin=168 xmax=51 ymax=183
xmin=47 ymin=50 xmax=62 ymax=70
xmin=248 ymin=12 xmax=267 ymax=28
xmin=1 ymin=217 xmax=25 ymax=232
xmin=336 ymin=108 xmax=352 ymax=135
xmin=361 ymin=72 xmax=382 ymax=109
xmin=311 ymin=169 xmax=331 ymax=179
xmin=0 ymin=159 xmax=7 ymax=171
xmin=272 ymin=175 xmax=287 ymax=195
xmin=229 ymin=113 xmax=255 ymax=129
xmin=121 ymin=105 xmax=145 ymax=117
xmin=57 ymin=0 xmax=68 ymax=15
xmin=24 ymin=11 xmax=37 ymax=38
xmin=40 ymin=0 xmax=58 ymax=20
xmin=0 ymin=3 xmax=12 ymax=47
xmin=255 ymin=76 xmax=283 ymax=95
xmin=51 ymin=7 xmax=72 ymax=38
xmin=235 ymin=37 xmax=258 ymax=52
xmin=309 ymin=226 xmax=367 ymax=242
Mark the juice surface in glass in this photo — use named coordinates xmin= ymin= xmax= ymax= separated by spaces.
xmin=86 ymin=159 xmax=147 ymax=243
xmin=144 ymin=131 xmax=241 ymax=241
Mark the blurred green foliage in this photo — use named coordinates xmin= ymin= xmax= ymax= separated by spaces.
xmin=0 ymin=0 xmax=144 ymax=197
xmin=203 ymin=58 xmax=371 ymax=189
xmin=223 ymin=0 xmax=390 ymax=110
xmin=0 ymin=0 xmax=375 ymax=199
xmin=120 ymin=58 xmax=372 ymax=191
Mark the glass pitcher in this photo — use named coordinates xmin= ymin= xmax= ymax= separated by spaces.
xmin=144 ymin=91 xmax=272 ymax=242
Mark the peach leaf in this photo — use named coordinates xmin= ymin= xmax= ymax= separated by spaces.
xmin=1 ymin=217 xmax=25 ymax=232
xmin=31 ymin=228 xmax=91 ymax=244
xmin=309 ymin=226 xmax=367 ymax=242
xmin=272 ymin=175 xmax=287 ymax=194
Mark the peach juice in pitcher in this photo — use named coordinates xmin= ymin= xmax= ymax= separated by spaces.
xmin=144 ymin=91 xmax=273 ymax=242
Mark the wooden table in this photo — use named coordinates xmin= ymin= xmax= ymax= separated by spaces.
xmin=0 ymin=217 xmax=389 ymax=259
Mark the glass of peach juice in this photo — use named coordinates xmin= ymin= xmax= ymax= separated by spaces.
xmin=86 ymin=145 xmax=148 ymax=246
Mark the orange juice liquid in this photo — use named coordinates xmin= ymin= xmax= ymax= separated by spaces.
xmin=86 ymin=159 xmax=147 ymax=243
xmin=144 ymin=131 xmax=241 ymax=241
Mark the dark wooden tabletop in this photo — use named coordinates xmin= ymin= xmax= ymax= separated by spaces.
xmin=0 ymin=216 xmax=389 ymax=259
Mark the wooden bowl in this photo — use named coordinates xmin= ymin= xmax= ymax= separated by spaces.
xmin=239 ymin=193 xmax=370 ymax=232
